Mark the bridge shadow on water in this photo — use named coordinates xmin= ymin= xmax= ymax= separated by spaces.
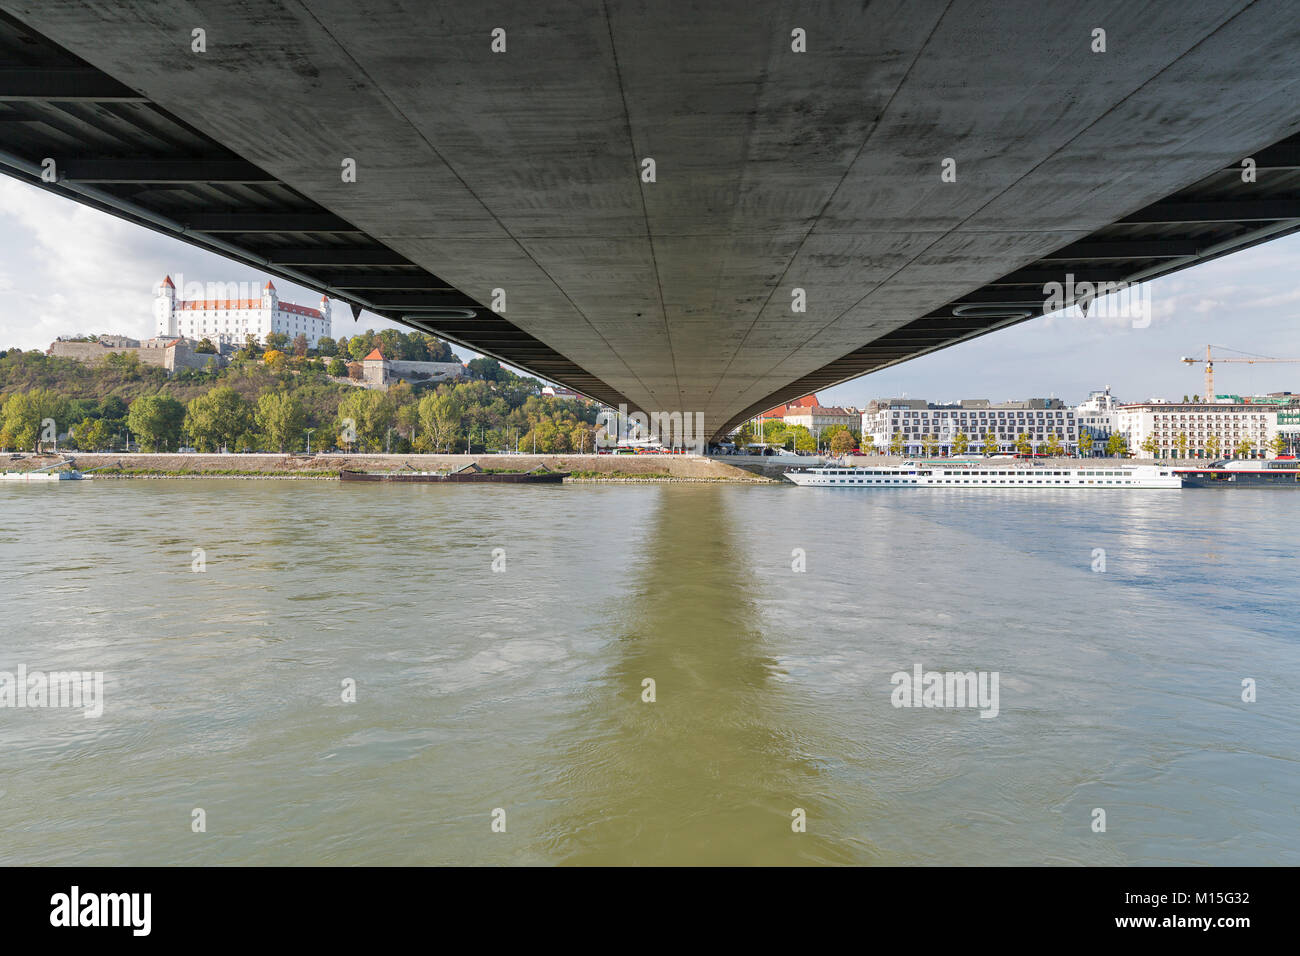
xmin=534 ymin=487 xmax=867 ymax=865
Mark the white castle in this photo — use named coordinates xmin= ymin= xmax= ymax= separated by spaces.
xmin=154 ymin=275 xmax=331 ymax=348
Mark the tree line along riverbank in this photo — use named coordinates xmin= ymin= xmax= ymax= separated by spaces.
xmin=0 ymin=335 xmax=602 ymax=456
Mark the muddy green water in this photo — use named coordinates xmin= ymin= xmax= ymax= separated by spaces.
xmin=0 ymin=480 xmax=1295 ymax=864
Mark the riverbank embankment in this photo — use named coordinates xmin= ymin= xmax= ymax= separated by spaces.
xmin=3 ymin=452 xmax=774 ymax=482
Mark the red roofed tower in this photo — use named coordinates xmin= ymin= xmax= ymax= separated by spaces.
xmin=154 ymin=275 xmax=177 ymax=336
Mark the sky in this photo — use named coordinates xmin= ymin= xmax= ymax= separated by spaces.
xmin=3 ymin=173 xmax=1299 ymax=408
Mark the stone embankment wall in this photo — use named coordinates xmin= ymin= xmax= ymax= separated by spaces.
xmin=4 ymin=452 xmax=770 ymax=481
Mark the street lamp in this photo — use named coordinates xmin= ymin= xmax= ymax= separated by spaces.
xmin=305 ymin=428 xmax=316 ymax=454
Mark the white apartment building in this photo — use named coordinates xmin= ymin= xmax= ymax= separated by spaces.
xmin=1074 ymin=386 xmax=1122 ymax=455
xmin=1116 ymin=402 xmax=1277 ymax=459
xmin=154 ymin=276 xmax=331 ymax=348
xmin=861 ymin=398 xmax=1077 ymax=455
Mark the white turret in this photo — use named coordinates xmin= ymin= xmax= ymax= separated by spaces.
xmin=154 ymin=275 xmax=177 ymax=336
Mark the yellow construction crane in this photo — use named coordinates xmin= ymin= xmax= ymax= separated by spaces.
xmin=1180 ymin=346 xmax=1300 ymax=400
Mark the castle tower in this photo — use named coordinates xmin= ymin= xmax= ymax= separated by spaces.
xmin=261 ymin=280 xmax=278 ymax=341
xmin=319 ymin=294 xmax=331 ymax=334
xmin=154 ymin=275 xmax=176 ymax=337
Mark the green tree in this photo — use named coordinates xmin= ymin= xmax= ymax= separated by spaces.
xmin=127 ymin=394 xmax=186 ymax=451
xmin=195 ymin=337 xmax=217 ymax=354
xmin=982 ymin=430 xmax=999 ymax=456
xmin=1139 ymin=434 xmax=1159 ymax=458
xmin=922 ymin=432 xmax=939 ymax=456
xmin=265 ymin=331 xmax=290 ymax=352
xmin=255 ymin=392 xmax=307 ymax=452
xmin=104 ymin=351 xmax=143 ymax=379
xmin=184 ymin=386 xmax=252 ymax=452
xmin=1234 ymin=438 xmax=1255 ymax=459
xmin=952 ymin=430 xmax=969 ymax=455
xmin=1204 ymin=434 xmax=1222 ymax=459
xmin=830 ymin=429 xmax=854 ymax=457
xmin=761 ymin=419 xmax=791 ymax=446
xmin=859 ymin=433 xmax=877 ymax=456
xmin=468 ymin=357 xmax=505 ymax=382
xmin=327 ymin=358 xmax=348 ymax=377
xmin=1015 ymin=431 xmax=1032 ymax=455
xmin=1077 ymin=430 xmax=1094 ymax=457
xmin=422 ymin=335 xmax=454 ymax=362
xmin=316 ymin=336 xmax=337 ymax=357
xmin=337 ymin=389 xmax=395 ymax=451
xmin=0 ymin=388 xmax=69 ymax=450
xmin=396 ymin=400 xmax=420 ymax=449
xmin=236 ymin=334 xmax=262 ymax=361
xmin=1175 ymin=432 xmax=1189 ymax=459
xmin=1269 ymin=433 xmax=1288 ymax=457
xmin=98 ymin=395 xmax=128 ymax=420
xmin=399 ymin=332 xmax=427 ymax=361
xmin=292 ymin=333 xmax=309 ymax=358
xmin=1106 ymin=433 xmax=1128 ymax=457
xmin=74 ymin=416 xmax=114 ymax=451
xmin=347 ymin=336 xmax=374 ymax=362
xmin=819 ymin=424 xmax=849 ymax=451
xmin=375 ymin=329 xmax=402 ymax=362
xmin=1043 ymin=433 xmax=1064 ymax=457
xmin=889 ymin=430 xmax=905 ymax=456
xmin=417 ymin=391 xmax=462 ymax=452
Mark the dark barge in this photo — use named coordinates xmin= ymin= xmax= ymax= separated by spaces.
xmin=1174 ymin=456 xmax=1300 ymax=487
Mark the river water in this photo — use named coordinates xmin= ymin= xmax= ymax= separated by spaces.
xmin=0 ymin=479 xmax=1295 ymax=865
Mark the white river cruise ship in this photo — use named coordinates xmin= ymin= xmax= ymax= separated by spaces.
xmin=784 ymin=459 xmax=1181 ymax=489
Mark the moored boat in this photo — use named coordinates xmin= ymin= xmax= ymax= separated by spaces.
xmin=1175 ymin=456 xmax=1300 ymax=487
xmin=784 ymin=459 xmax=1181 ymax=489
xmin=0 ymin=457 xmax=93 ymax=482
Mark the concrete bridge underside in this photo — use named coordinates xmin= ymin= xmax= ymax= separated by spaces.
xmin=2 ymin=1 xmax=1299 ymax=437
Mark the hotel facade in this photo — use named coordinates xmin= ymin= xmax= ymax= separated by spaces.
xmin=1115 ymin=402 xmax=1278 ymax=459
xmin=861 ymin=398 xmax=1077 ymax=456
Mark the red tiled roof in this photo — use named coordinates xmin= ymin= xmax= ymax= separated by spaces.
xmin=160 ymin=275 xmax=174 ymax=288
xmin=278 ymin=302 xmax=323 ymax=318
xmin=759 ymin=394 xmax=820 ymax=418
xmin=364 ymin=348 xmax=384 ymax=361
xmin=175 ymin=298 xmax=323 ymax=318
xmin=760 ymin=400 xmax=856 ymax=420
